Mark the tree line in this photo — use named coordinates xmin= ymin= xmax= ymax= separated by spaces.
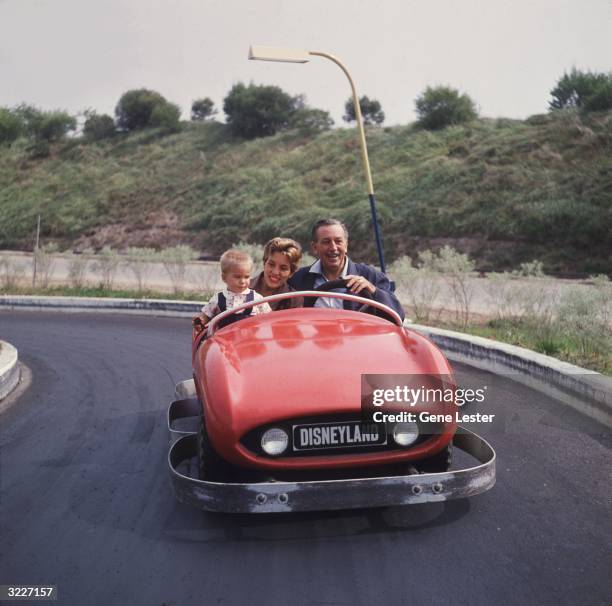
xmin=1 ymin=67 xmax=610 ymax=154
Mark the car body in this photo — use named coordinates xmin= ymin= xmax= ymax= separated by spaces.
xmin=168 ymin=291 xmax=496 ymax=513
xmin=194 ymin=305 xmax=455 ymax=473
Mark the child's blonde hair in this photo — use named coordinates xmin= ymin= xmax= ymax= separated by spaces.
xmin=220 ymin=249 xmax=253 ymax=274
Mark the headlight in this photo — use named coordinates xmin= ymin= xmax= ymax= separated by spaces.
xmin=261 ymin=428 xmax=289 ymax=456
xmin=392 ymin=422 xmax=419 ymax=446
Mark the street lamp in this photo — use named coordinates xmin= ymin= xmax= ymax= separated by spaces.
xmin=249 ymin=45 xmax=387 ymax=274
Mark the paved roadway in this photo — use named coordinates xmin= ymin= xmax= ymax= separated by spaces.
xmin=0 ymin=312 xmax=610 ymax=606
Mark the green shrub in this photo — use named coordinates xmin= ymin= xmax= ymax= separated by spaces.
xmin=66 ymin=250 xmax=91 ymax=288
xmin=514 ymin=278 xmax=558 ymax=334
xmin=484 ymin=272 xmax=518 ymax=320
xmin=343 ymin=95 xmax=385 ymax=125
xmin=0 ymin=257 xmax=25 ymax=289
xmin=535 ymin=337 xmax=563 ymax=356
xmin=150 ymin=102 xmax=181 ymax=133
xmin=583 ymin=80 xmax=612 ymax=112
xmin=519 ymin=198 xmax=607 ymax=248
xmin=390 ymin=254 xmax=442 ymax=323
xmin=83 ymin=112 xmax=116 ymax=141
xmin=556 ymin=279 xmax=611 ymax=361
xmin=431 ymin=245 xmax=475 ymax=274
xmin=2 ymin=105 xmax=75 ymax=145
xmin=431 ymin=246 xmax=475 ymax=328
xmin=288 ymin=108 xmax=334 ymax=135
xmin=91 ymin=246 xmax=120 ymax=289
xmin=415 ymin=86 xmax=478 ymax=130
xmin=125 ymin=247 xmax=156 ymax=291
xmin=390 ymin=248 xmax=475 ymax=326
xmin=0 ymin=108 xmax=24 ymax=145
xmin=160 ymin=245 xmax=198 ymax=293
xmin=549 ymin=68 xmax=610 ymax=110
xmin=191 ymin=98 xmax=216 ymax=121
xmin=515 ymin=260 xmax=545 ymax=277
xmin=33 ymin=242 xmax=59 ymax=287
xmin=11 ymin=104 xmax=43 ymax=138
xmin=35 ymin=111 xmax=76 ymax=142
xmin=115 ymin=89 xmax=176 ymax=132
xmin=223 ymin=82 xmax=299 ymax=139
xmin=590 ymin=274 xmax=612 ymax=328
xmin=26 ymin=139 xmax=51 ymax=159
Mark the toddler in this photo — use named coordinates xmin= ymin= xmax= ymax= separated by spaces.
xmin=193 ymin=249 xmax=271 ymax=332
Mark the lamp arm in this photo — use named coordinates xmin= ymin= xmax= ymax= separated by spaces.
xmin=308 ymin=51 xmax=386 ymax=273
xmin=309 ymin=51 xmax=374 ymax=196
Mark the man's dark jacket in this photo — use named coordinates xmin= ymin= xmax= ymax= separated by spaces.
xmin=288 ymin=259 xmax=405 ymax=321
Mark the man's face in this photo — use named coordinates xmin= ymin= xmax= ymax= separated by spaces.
xmin=312 ymin=224 xmax=348 ymax=275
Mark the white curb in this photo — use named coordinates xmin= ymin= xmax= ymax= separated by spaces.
xmin=0 ymin=295 xmax=202 ymax=317
xmin=410 ymin=323 xmax=612 ymax=429
xmin=0 ymin=341 xmax=20 ymax=401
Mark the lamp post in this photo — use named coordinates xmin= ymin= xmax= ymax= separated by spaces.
xmin=248 ymin=45 xmax=387 ymax=274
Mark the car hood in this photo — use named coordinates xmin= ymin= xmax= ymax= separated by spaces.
xmin=194 ymin=308 xmax=453 ymax=440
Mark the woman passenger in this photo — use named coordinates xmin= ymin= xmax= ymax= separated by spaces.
xmin=250 ymin=237 xmax=303 ymax=310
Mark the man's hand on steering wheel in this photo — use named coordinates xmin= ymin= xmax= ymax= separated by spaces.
xmin=345 ymin=274 xmax=376 ymax=296
xmin=309 ymin=277 xmax=376 ymax=314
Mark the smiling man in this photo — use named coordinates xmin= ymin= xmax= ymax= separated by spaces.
xmin=289 ymin=219 xmax=405 ymax=320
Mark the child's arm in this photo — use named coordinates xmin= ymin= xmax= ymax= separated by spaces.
xmin=252 ymin=291 xmax=272 ymax=315
xmin=193 ymin=293 xmax=219 ymax=332
xmin=192 ymin=312 xmax=211 ymax=333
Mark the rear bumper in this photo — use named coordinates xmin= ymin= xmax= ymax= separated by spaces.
xmin=167 ymin=384 xmax=495 ymax=514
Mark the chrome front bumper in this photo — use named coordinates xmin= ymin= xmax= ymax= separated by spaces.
xmin=167 ymin=380 xmax=496 ymax=514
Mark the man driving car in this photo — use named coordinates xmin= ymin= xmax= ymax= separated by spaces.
xmin=288 ymin=219 xmax=405 ymax=321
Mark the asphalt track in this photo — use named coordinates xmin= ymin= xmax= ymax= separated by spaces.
xmin=1 ymin=311 xmax=610 ymax=606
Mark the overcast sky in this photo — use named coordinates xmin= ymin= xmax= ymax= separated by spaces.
xmin=1 ymin=0 xmax=611 ymax=126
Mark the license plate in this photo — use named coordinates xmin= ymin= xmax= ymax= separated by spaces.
xmin=292 ymin=421 xmax=387 ymax=451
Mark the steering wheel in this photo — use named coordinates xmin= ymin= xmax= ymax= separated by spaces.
xmin=308 ymin=278 xmax=375 ymax=314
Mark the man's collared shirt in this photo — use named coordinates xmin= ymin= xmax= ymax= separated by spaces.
xmin=308 ymin=258 xmax=348 ymax=309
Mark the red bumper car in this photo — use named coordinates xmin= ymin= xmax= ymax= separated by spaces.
xmin=168 ymin=289 xmax=495 ymax=513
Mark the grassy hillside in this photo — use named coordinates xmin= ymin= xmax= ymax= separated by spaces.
xmin=1 ymin=109 xmax=610 ymax=274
